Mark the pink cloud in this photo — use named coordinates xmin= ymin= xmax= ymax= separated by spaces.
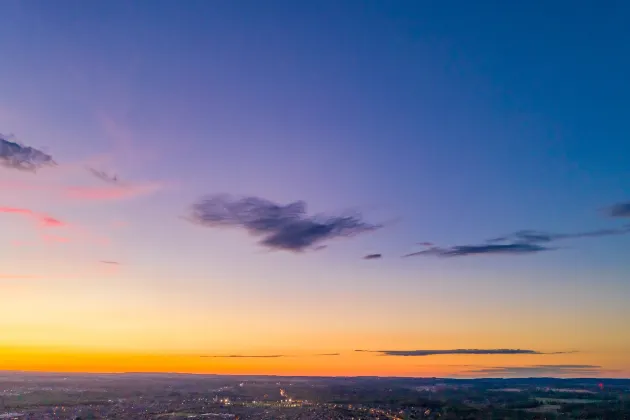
xmin=0 ymin=207 xmax=80 ymax=246
xmin=0 ymin=207 xmax=66 ymax=228
xmin=40 ymin=216 xmax=65 ymax=227
xmin=0 ymin=179 xmax=167 ymax=202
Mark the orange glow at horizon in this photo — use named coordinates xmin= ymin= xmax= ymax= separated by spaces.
xmin=1 ymin=345 xmax=628 ymax=378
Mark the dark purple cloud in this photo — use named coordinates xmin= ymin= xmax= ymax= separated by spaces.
xmin=363 ymin=253 xmax=382 ymax=260
xmin=404 ymin=243 xmax=551 ymax=258
xmin=188 ymin=194 xmax=381 ymax=252
xmin=607 ymin=202 xmax=630 ymax=218
xmin=407 ymin=224 xmax=630 ymax=258
xmin=489 ymin=227 xmax=630 ymax=244
xmin=1 ymin=134 xmax=56 ymax=172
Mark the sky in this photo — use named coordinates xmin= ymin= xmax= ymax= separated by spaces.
xmin=1 ymin=0 xmax=629 ymax=378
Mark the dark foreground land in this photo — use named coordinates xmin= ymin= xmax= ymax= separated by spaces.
xmin=1 ymin=372 xmax=629 ymax=419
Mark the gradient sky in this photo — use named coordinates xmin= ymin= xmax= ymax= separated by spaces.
xmin=1 ymin=0 xmax=629 ymax=378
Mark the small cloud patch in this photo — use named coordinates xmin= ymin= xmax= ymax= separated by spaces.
xmin=1 ymin=134 xmax=56 ymax=172
xmin=363 ymin=253 xmax=382 ymax=260
xmin=87 ymin=167 xmax=120 ymax=184
xmin=606 ymin=202 xmax=630 ymax=218
xmin=0 ymin=207 xmax=66 ymax=228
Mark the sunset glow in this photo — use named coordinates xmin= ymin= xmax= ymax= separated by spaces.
xmin=1 ymin=0 xmax=629 ymax=380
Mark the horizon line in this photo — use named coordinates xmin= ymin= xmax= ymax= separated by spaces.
xmin=0 ymin=369 xmax=627 ymax=381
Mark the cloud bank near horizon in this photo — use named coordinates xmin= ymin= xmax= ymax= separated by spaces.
xmin=465 ymin=364 xmax=606 ymax=377
xmin=355 ymin=349 xmax=576 ymax=357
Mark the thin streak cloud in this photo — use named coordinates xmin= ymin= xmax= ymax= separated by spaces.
xmin=87 ymin=167 xmax=120 ymax=184
xmin=63 ymin=182 xmax=166 ymax=201
xmin=201 ymin=355 xmax=287 ymax=358
xmin=355 ymin=349 xmax=575 ymax=356
xmin=201 ymin=353 xmax=341 ymax=358
xmin=0 ymin=177 xmax=166 ymax=202
xmin=465 ymin=365 xmax=607 ymax=377
xmin=0 ymin=207 xmax=66 ymax=228
xmin=489 ymin=226 xmax=630 ymax=244
xmin=404 ymin=243 xmax=551 ymax=258
xmin=406 ymin=223 xmax=630 ymax=258
xmin=363 ymin=253 xmax=382 ymax=260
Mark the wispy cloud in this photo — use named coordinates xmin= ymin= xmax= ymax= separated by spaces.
xmin=607 ymin=201 xmax=630 ymax=218
xmin=0 ymin=176 xmax=166 ymax=202
xmin=405 ymin=224 xmax=630 ymax=258
xmin=87 ymin=167 xmax=120 ymax=184
xmin=404 ymin=243 xmax=551 ymax=258
xmin=71 ymin=166 xmax=167 ymax=201
xmin=489 ymin=227 xmax=630 ymax=244
xmin=363 ymin=253 xmax=382 ymax=260
xmin=201 ymin=354 xmax=287 ymax=358
xmin=0 ymin=128 xmax=165 ymax=202
xmin=466 ymin=364 xmax=606 ymax=377
xmin=201 ymin=353 xmax=340 ymax=358
xmin=0 ymin=207 xmax=66 ymax=228
xmin=1 ymin=134 xmax=56 ymax=172
xmin=62 ymin=181 xmax=166 ymax=201
xmin=0 ymin=207 xmax=111 ymax=246
xmin=355 ymin=349 xmax=575 ymax=357
xmin=100 ymin=260 xmax=120 ymax=265
xmin=188 ymin=194 xmax=381 ymax=252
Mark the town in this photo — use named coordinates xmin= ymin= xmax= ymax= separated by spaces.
xmin=1 ymin=373 xmax=629 ymax=419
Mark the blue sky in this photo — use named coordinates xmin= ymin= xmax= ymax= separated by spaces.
xmin=0 ymin=0 xmax=629 ymax=376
